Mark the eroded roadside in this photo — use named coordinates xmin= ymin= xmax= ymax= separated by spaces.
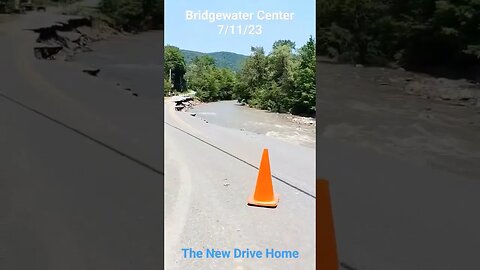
xmin=15 ymin=6 xmax=163 ymax=99
xmin=30 ymin=16 xmax=117 ymax=60
xmin=1 ymin=4 xmax=165 ymax=270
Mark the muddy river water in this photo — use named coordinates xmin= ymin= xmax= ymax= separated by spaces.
xmin=70 ymin=31 xmax=315 ymax=148
xmin=67 ymin=28 xmax=478 ymax=178
xmin=188 ymin=100 xmax=316 ymax=148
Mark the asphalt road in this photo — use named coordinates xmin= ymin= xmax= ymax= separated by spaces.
xmin=2 ymin=4 xmax=479 ymax=270
xmin=1 ymin=8 xmax=164 ymax=270
xmin=317 ymin=65 xmax=480 ymax=269
xmin=164 ymin=99 xmax=316 ymax=270
xmin=319 ymin=138 xmax=480 ymax=270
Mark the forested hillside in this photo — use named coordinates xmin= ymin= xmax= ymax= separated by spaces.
xmin=165 ymin=37 xmax=316 ymax=116
xmin=317 ymin=0 xmax=480 ymax=80
xmin=181 ymin=50 xmax=247 ymax=72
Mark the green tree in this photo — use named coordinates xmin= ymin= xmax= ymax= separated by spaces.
xmin=99 ymin=0 xmax=163 ymax=31
xmin=99 ymin=0 xmax=116 ymax=14
xmin=177 ymin=38 xmax=316 ymax=115
xmin=164 ymin=45 xmax=186 ymax=92
xmin=292 ymin=36 xmax=316 ymax=115
xmin=164 ymin=78 xmax=173 ymax=96
xmin=185 ymin=56 xmax=218 ymax=101
xmin=217 ymin=68 xmax=236 ymax=100
xmin=184 ymin=55 xmax=238 ymax=102
xmin=114 ymin=0 xmax=144 ymax=31
xmin=273 ymin=40 xmax=296 ymax=50
xmin=317 ymin=0 xmax=480 ymax=77
xmin=234 ymin=46 xmax=268 ymax=103
xmin=233 ymin=38 xmax=316 ymax=115
xmin=185 ymin=56 xmax=215 ymax=90
xmin=261 ymin=43 xmax=297 ymax=112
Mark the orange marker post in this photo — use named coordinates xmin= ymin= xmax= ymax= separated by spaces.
xmin=317 ymin=179 xmax=339 ymax=270
xmin=247 ymin=149 xmax=279 ymax=208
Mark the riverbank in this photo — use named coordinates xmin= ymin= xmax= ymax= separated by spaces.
xmin=318 ymin=60 xmax=480 ymax=179
xmin=182 ymin=99 xmax=316 ymax=148
xmin=183 ymin=97 xmax=316 ymax=126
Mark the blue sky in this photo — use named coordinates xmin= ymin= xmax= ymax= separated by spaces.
xmin=165 ymin=0 xmax=315 ymax=55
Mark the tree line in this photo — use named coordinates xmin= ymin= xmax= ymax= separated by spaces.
xmin=317 ymin=0 xmax=480 ymax=78
xmin=99 ymin=0 xmax=163 ymax=31
xmin=165 ymin=37 xmax=316 ymax=116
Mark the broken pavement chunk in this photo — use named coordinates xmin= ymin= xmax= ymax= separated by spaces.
xmin=82 ymin=69 xmax=101 ymax=76
xmin=33 ymin=46 xmax=63 ymax=60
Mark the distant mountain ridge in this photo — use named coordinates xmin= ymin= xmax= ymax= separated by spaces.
xmin=181 ymin=49 xmax=248 ymax=72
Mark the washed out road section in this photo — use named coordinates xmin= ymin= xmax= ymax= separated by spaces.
xmin=164 ymin=98 xmax=316 ymax=270
xmin=1 ymin=8 xmax=163 ymax=270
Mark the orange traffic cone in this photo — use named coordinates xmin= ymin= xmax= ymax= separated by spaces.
xmin=247 ymin=149 xmax=279 ymax=208
xmin=317 ymin=179 xmax=339 ymax=270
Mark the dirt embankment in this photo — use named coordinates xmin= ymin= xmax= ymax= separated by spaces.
xmin=31 ymin=16 xmax=117 ymax=61
xmin=318 ymin=58 xmax=480 ymax=108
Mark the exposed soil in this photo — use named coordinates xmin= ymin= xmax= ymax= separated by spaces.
xmin=30 ymin=16 xmax=118 ymax=61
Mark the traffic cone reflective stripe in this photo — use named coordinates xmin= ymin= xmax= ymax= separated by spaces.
xmin=247 ymin=149 xmax=279 ymax=208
